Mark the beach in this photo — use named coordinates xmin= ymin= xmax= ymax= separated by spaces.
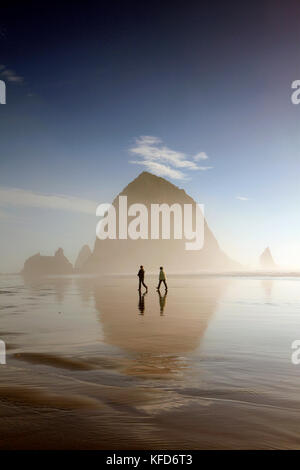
xmin=0 ymin=273 xmax=300 ymax=449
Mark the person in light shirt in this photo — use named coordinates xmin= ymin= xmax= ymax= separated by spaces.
xmin=157 ymin=266 xmax=168 ymax=291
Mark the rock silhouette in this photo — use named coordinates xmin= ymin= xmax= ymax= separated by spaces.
xmin=22 ymin=248 xmax=73 ymax=277
xmin=74 ymin=245 xmax=92 ymax=272
xmin=83 ymin=171 xmax=237 ymax=273
xmin=260 ymin=247 xmax=276 ymax=269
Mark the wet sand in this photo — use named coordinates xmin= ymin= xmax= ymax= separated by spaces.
xmin=0 ymin=274 xmax=300 ymax=449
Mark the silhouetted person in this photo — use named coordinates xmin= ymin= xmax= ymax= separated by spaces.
xmin=137 ymin=265 xmax=148 ymax=291
xmin=157 ymin=266 xmax=168 ymax=291
xmin=158 ymin=290 xmax=167 ymax=315
xmin=138 ymin=290 xmax=147 ymax=314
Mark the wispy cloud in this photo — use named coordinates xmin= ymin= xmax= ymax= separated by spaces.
xmin=129 ymin=136 xmax=212 ymax=180
xmin=0 ymin=187 xmax=97 ymax=214
xmin=193 ymin=152 xmax=208 ymax=161
xmin=130 ymin=160 xmax=186 ymax=180
xmin=0 ymin=65 xmax=23 ymax=83
xmin=236 ymin=196 xmax=250 ymax=201
xmin=0 ymin=26 xmax=7 ymax=38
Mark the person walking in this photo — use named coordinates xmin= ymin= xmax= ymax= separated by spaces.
xmin=157 ymin=266 xmax=168 ymax=291
xmin=137 ymin=265 xmax=148 ymax=291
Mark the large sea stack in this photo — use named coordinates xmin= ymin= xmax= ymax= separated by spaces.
xmin=82 ymin=172 xmax=237 ymax=273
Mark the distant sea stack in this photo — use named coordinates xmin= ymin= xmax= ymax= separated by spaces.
xmin=83 ymin=171 xmax=238 ymax=273
xmin=22 ymin=248 xmax=73 ymax=277
xmin=260 ymin=247 xmax=276 ymax=269
xmin=74 ymin=245 xmax=92 ymax=272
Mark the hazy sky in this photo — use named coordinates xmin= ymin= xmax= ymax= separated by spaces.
xmin=1 ymin=1 xmax=300 ymax=271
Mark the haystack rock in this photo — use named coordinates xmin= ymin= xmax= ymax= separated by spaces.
xmin=74 ymin=244 xmax=92 ymax=271
xmin=22 ymin=248 xmax=73 ymax=277
xmin=83 ymin=171 xmax=237 ymax=273
xmin=260 ymin=247 xmax=276 ymax=269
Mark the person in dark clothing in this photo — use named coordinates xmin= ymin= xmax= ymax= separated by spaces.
xmin=137 ymin=265 xmax=148 ymax=291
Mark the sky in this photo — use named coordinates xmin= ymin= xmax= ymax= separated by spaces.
xmin=1 ymin=0 xmax=300 ymax=271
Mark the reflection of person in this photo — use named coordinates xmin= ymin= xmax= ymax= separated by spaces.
xmin=158 ymin=291 xmax=167 ymax=315
xmin=137 ymin=265 xmax=148 ymax=291
xmin=138 ymin=291 xmax=146 ymax=315
xmin=157 ymin=267 xmax=168 ymax=291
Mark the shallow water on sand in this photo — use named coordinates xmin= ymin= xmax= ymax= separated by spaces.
xmin=0 ymin=274 xmax=300 ymax=449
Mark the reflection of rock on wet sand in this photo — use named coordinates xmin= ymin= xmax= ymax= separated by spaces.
xmin=23 ymin=276 xmax=72 ymax=303
xmin=80 ymin=277 xmax=228 ymax=376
